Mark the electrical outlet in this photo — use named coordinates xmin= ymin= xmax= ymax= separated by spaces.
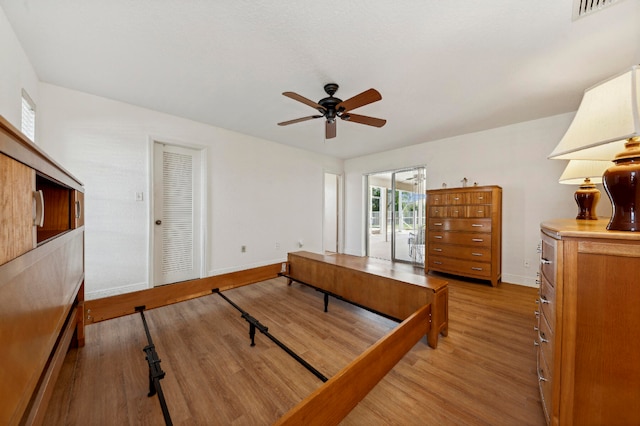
xmin=241 ymin=245 xmax=246 ymax=253
xmin=275 ymin=242 xmax=280 ymax=250
xmin=524 ymin=260 xmax=530 ymax=268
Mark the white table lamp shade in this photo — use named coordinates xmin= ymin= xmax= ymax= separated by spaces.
xmin=549 ymin=66 xmax=640 ymax=160
xmin=558 ymin=160 xmax=612 ymax=185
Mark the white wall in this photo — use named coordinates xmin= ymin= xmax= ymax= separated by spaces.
xmin=344 ymin=114 xmax=612 ymax=286
xmin=37 ymin=84 xmax=342 ymax=299
xmin=2 ymin=5 xmax=612 ymax=292
xmin=0 ymin=6 xmax=39 ymax=131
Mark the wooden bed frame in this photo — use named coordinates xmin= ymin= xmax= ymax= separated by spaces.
xmin=272 ymin=251 xmax=449 ymax=424
xmin=83 ymin=251 xmax=448 ymax=424
xmin=276 ymin=303 xmax=431 ymax=425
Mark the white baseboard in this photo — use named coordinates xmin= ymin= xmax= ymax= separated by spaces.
xmin=208 ymin=257 xmax=286 ymax=277
xmin=501 ymin=273 xmax=539 ymax=288
xmin=85 ymin=281 xmax=150 ymax=300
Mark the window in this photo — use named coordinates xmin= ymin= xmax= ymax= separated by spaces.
xmin=21 ymin=89 xmax=36 ymax=141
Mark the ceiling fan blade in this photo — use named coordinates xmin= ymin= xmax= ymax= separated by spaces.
xmin=278 ymin=115 xmax=323 ymax=126
xmin=283 ymin=92 xmax=324 ymax=110
xmin=342 ymin=113 xmax=387 ymax=128
xmin=326 ymin=120 xmax=337 ymax=139
xmin=336 ymin=88 xmax=382 ymax=112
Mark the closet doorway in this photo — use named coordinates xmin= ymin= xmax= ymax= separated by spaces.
xmin=323 ymin=172 xmax=341 ymax=254
xmin=152 ymin=142 xmax=204 ymax=286
xmin=366 ymin=166 xmax=425 ymax=265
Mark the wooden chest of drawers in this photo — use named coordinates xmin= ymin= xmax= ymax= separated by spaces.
xmin=425 ymin=186 xmax=501 ymax=286
xmin=537 ymin=219 xmax=640 ymax=425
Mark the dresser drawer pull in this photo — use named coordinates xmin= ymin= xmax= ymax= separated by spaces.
xmin=536 ymin=279 xmax=541 ymax=285
xmin=534 ymin=339 xmax=540 ymax=347
xmin=434 ymin=222 xmax=443 ymax=226
xmin=540 ymin=258 xmax=552 ymax=265
xmin=433 ymin=261 xmax=443 ymax=265
xmin=454 ymin=210 xmax=459 ymax=214
xmin=453 ymin=197 xmax=459 ymax=200
xmin=537 ymin=331 xmax=548 ymax=343
xmin=539 ymin=295 xmax=550 ymax=304
xmin=537 ymin=368 xmax=549 ymax=383
xmin=434 ymin=236 xmax=443 ymax=239
xmin=471 ymin=267 xmax=483 ymax=271
xmin=478 ymin=196 xmax=484 ymax=200
xmin=433 ymin=248 xmax=443 ymax=252
xmin=471 ymin=224 xmax=483 ymax=227
xmin=477 ymin=210 xmax=483 ymax=214
xmin=534 ymin=310 xmax=540 ymax=318
xmin=472 ymin=238 xmax=484 ymax=242
xmin=471 ymin=252 xmax=482 ymax=256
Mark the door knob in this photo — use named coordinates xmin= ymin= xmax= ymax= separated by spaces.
xmin=155 ymin=220 xmax=162 ymax=225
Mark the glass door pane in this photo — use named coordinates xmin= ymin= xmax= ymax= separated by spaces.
xmin=391 ymin=168 xmax=425 ymax=265
xmin=366 ymin=167 xmax=425 ymax=265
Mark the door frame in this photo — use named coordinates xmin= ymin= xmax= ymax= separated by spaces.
xmin=365 ymin=165 xmax=426 ymax=265
xmin=323 ymin=171 xmax=343 ymax=254
xmin=148 ymin=137 xmax=208 ymax=288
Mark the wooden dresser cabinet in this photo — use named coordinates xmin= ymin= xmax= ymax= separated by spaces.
xmin=537 ymin=219 xmax=640 ymax=425
xmin=425 ymin=185 xmax=502 ymax=286
xmin=0 ymin=116 xmax=85 ymax=425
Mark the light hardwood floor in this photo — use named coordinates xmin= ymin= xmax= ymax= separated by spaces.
xmin=44 ymin=273 xmax=546 ymax=425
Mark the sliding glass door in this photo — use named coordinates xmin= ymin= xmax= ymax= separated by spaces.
xmin=366 ymin=166 xmax=425 ymax=265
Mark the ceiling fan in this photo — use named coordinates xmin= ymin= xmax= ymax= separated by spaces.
xmin=277 ymin=83 xmax=386 ymax=139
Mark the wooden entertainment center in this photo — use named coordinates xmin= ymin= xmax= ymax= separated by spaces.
xmin=0 ymin=116 xmax=85 ymax=425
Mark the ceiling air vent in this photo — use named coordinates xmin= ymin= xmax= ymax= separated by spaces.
xmin=573 ymin=0 xmax=626 ymax=20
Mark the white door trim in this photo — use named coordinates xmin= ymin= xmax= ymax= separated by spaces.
xmin=323 ymin=169 xmax=344 ymax=254
xmin=148 ymin=137 xmax=207 ymax=288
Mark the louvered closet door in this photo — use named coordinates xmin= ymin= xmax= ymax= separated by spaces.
xmin=153 ymin=142 xmax=202 ymax=286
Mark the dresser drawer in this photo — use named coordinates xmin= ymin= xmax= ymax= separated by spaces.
xmin=429 ymin=206 xmax=447 ymax=217
xmin=428 ymin=232 xmax=491 ymax=247
xmin=427 ymin=256 xmax=491 ymax=278
xmin=428 ymin=193 xmax=448 ymax=205
xmin=429 ymin=206 xmax=490 ymax=218
xmin=540 ymin=233 xmax=558 ymax=287
xmin=537 ymin=309 xmax=555 ymax=377
xmin=539 ymin=274 xmax=556 ymax=327
xmin=469 ymin=190 xmax=492 ymax=204
xmin=447 ymin=192 xmax=466 ymax=205
xmin=428 ymin=244 xmax=491 ymax=261
xmin=537 ymin=348 xmax=553 ymax=425
xmin=464 ymin=205 xmax=490 ymax=218
xmin=429 ymin=218 xmax=491 ymax=232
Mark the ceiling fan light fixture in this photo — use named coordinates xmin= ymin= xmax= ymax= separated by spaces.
xmin=278 ymin=83 xmax=386 ymax=139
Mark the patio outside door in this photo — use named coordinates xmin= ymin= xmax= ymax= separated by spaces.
xmin=366 ymin=166 xmax=425 ymax=265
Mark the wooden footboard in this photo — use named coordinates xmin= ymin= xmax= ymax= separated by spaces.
xmin=275 ymin=303 xmax=431 ymax=425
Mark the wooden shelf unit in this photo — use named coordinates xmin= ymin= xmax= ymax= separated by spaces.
xmin=425 ymin=185 xmax=502 ymax=286
xmin=0 ymin=115 xmax=85 ymax=425
xmin=537 ymin=218 xmax=640 ymax=425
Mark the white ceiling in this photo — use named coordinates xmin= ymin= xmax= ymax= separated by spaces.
xmin=2 ymin=1 xmax=639 ymax=159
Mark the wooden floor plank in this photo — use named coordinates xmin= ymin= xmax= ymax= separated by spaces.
xmin=44 ymin=273 xmax=545 ymax=425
